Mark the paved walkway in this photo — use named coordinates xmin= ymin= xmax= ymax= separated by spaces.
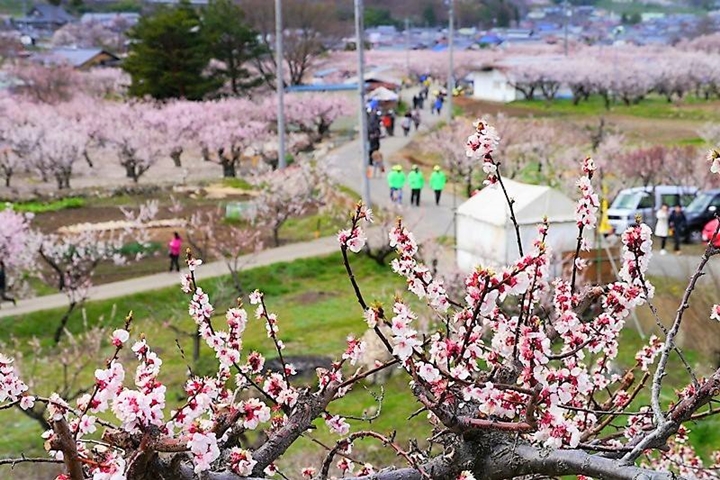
xmin=0 ymin=86 xmax=459 ymax=319
xmin=321 ymin=86 xmax=458 ymax=242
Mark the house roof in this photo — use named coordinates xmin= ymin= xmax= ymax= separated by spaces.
xmin=45 ymin=47 xmax=119 ymax=67
xmin=457 ymin=179 xmax=576 ymax=226
xmin=18 ymin=4 xmax=74 ymax=24
xmin=80 ymin=12 xmax=140 ymax=24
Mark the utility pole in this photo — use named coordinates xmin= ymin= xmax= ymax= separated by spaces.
xmin=355 ymin=0 xmax=371 ymax=206
xmin=405 ymin=17 xmax=410 ymax=76
xmin=275 ymin=0 xmax=286 ymax=169
xmin=447 ymin=0 xmax=455 ymax=123
xmin=563 ymin=0 xmax=569 ymax=56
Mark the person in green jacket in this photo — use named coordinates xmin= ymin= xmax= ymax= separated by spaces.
xmin=408 ymin=165 xmax=425 ymax=207
xmin=430 ymin=165 xmax=447 ymax=206
xmin=388 ymin=165 xmax=406 ymax=204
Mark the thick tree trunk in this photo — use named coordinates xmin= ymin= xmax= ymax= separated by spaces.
xmin=170 ymin=148 xmax=183 ymax=168
xmin=222 ymin=160 xmax=236 ymax=178
xmin=125 ymin=164 xmax=137 ymax=181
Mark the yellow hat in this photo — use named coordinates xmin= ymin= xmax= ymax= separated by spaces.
xmin=393 ymin=165 xmax=402 ymax=171
xmin=433 ymin=165 xmax=441 ymax=171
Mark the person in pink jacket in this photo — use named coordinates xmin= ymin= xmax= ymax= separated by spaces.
xmin=168 ymin=232 xmax=182 ymax=272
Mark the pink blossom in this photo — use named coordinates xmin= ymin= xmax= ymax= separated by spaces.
xmin=111 ymin=329 xmax=129 ymax=347
xmin=241 ymin=398 xmax=271 ymax=430
xmin=418 ymin=363 xmax=441 ymax=383
xmin=249 ymin=290 xmax=263 ymax=305
xmin=708 ymin=149 xmax=720 ymax=174
xmin=342 ymin=336 xmax=366 ymax=366
xmin=363 ymin=307 xmax=379 ymax=328
xmin=324 ymin=414 xmax=350 ymax=435
xmin=188 ymin=431 xmax=220 ymax=474
xmin=711 ymin=304 xmax=720 ymax=322
xmin=229 ymin=447 xmax=257 ymax=476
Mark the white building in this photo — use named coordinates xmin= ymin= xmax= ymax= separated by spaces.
xmin=466 ymin=67 xmax=521 ymax=103
xmin=467 ymin=56 xmax=573 ymax=103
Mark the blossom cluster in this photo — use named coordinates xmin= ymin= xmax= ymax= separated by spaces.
xmin=465 ymin=119 xmax=500 ymax=185
xmin=708 ymin=148 xmax=720 ymax=175
xmin=575 ymin=157 xmax=599 ymax=229
xmin=618 ymin=223 xmax=655 ymax=296
xmin=389 ymin=220 xmax=449 ymax=312
xmin=336 ymin=202 xmax=373 ymax=253
xmin=0 ymin=354 xmax=32 ymax=408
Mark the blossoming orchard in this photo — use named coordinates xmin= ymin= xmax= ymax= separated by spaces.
xmin=2 ymin=119 xmax=720 ymax=480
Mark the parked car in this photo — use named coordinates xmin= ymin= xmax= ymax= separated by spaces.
xmin=607 ymin=185 xmax=698 ymax=233
xmin=683 ymin=189 xmax=720 ymax=242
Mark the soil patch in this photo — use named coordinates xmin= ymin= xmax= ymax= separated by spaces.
xmin=292 ymin=291 xmax=339 ymax=304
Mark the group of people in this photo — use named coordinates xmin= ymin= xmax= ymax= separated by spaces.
xmin=654 ymin=204 xmax=720 ymax=254
xmin=654 ymin=204 xmax=688 ymax=254
xmin=386 ymin=164 xmax=447 ymax=206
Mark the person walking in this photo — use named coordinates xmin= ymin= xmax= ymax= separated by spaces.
xmin=655 ymin=204 xmax=670 ymax=255
xmin=433 ymin=96 xmax=443 ymax=115
xmin=669 ymin=204 xmax=687 ymax=255
xmin=411 ymin=108 xmax=421 ymax=131
xmin=408 ymin=165 xmax=425 ymax=207
xmin=388 ymin=165 xmax=406 ymax=204
xmin=168 ymin=232 xmax=182 ymax=272
xmin=401 ymin=113 xmax=412 ymax=137
xmin=0 ymin=260 xmax=16 ymax=306
xmin=430 ymin=165 xmax=447 ymax=206
xmin=371 ymin=149 xmax=385 ymax=178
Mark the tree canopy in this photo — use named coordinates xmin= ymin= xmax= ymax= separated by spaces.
xmin=123 ymin=2 xmax=218 ymax=100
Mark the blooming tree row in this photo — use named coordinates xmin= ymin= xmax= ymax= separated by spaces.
xmin=0 ymin=92 xmax=352 ymax=189
xmin=2 ymin=120 xmax=720 ymax=479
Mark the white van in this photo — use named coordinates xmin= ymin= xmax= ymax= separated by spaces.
xmin=607 ymin=185 xmax=698 ymax=233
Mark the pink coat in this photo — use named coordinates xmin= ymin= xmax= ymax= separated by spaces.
xmin=168 ymin=237 xmax=182 ymax=256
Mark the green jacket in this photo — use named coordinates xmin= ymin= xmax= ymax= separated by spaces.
xmin=408 ymin=170 xmax=424 ymax=189
xmin=430 ymin=170 xmax=447 ymax=191
xmin=388 ymin=170 xmax=406 ymax=189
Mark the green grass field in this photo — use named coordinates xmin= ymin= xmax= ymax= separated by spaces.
xmin=595 ymin=0 xmax=707 ymax=16
xmin=515 ymin=95 xmax=720 ymax=122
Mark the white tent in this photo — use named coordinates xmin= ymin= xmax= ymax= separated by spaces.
xmin=456 ymin=179 xmax=586 ymax=271
xmin=367 ymin=86 xmax=399 ymax=101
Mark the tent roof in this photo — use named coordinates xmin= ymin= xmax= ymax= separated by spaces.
xmin=367 ymin=86 xmax=399 ymax=101
xmin=457 ymin=179 xmax=576 ymax=226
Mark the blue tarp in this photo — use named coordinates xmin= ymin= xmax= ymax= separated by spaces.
xmin=286 ymin=84 xmax=358 ymax=92
xmin=478 ymin=34 xmax=503 ymax=45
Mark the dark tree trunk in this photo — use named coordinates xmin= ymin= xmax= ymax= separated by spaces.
xmin=229 ymin=270 xmax=244 ymax=296
xmin=83 ymin=150 xmax=94 ymax=168
xmin=222 ymin=160 xmax=236 ymax=178
xmin=125 ymin=164 xmax=136 ymax=180
xmin=273 ymin=226 xmax=280 ymax=247
xmin=54 ymin=301 xmax=78 ymax=345
xmin=170 ymin=148 xmax=183 ymax=168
